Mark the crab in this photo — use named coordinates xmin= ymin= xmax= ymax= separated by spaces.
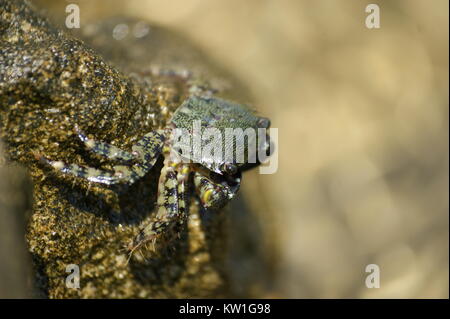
xmin=37 ymin=95 xmax=272 ymax=256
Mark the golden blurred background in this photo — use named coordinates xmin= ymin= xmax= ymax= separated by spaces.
xmin=36 ymin=0 xmax=448 ymax=298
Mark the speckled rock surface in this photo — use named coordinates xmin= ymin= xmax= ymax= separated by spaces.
xmin=0 ymin=0 xmax=266 ymax=298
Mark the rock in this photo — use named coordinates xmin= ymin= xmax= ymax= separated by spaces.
xmin=0 ymin=0 xmax=267 ymax=298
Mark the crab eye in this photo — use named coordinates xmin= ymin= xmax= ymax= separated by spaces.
xmin=220 ymin=162 xmax=238 ymax=175
xmin=257 ymin=117 xmax=271 ymax=128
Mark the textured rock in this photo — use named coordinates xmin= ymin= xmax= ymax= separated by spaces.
xmin=0 ymin=0 xmax=267 ymax=298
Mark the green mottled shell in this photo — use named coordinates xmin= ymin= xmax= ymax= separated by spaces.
xmin=171 ymin=96 xmax=268 ymax=174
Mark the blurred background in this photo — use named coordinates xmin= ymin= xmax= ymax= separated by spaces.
xmin=34 ymin=0 xmax=448 ymax=298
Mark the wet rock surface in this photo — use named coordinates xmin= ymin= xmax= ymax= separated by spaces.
xmin=0 ymin=0 xmax=267 ymax=298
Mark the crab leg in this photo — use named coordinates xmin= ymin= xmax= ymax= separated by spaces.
xmin=37 ymin=158 xmax=149 ymax=185
xmin=76 ymin=127 xmax=136 ymax=162
xmin=175 ymin=163 xmax=190 ymax=228
xmin=37 ymin=131 xmax=165 ymax=185
xmin=129 ymin=159 xmax=190 ymax=253
xmin=76 ymin=127 xmax=165 ymax=164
